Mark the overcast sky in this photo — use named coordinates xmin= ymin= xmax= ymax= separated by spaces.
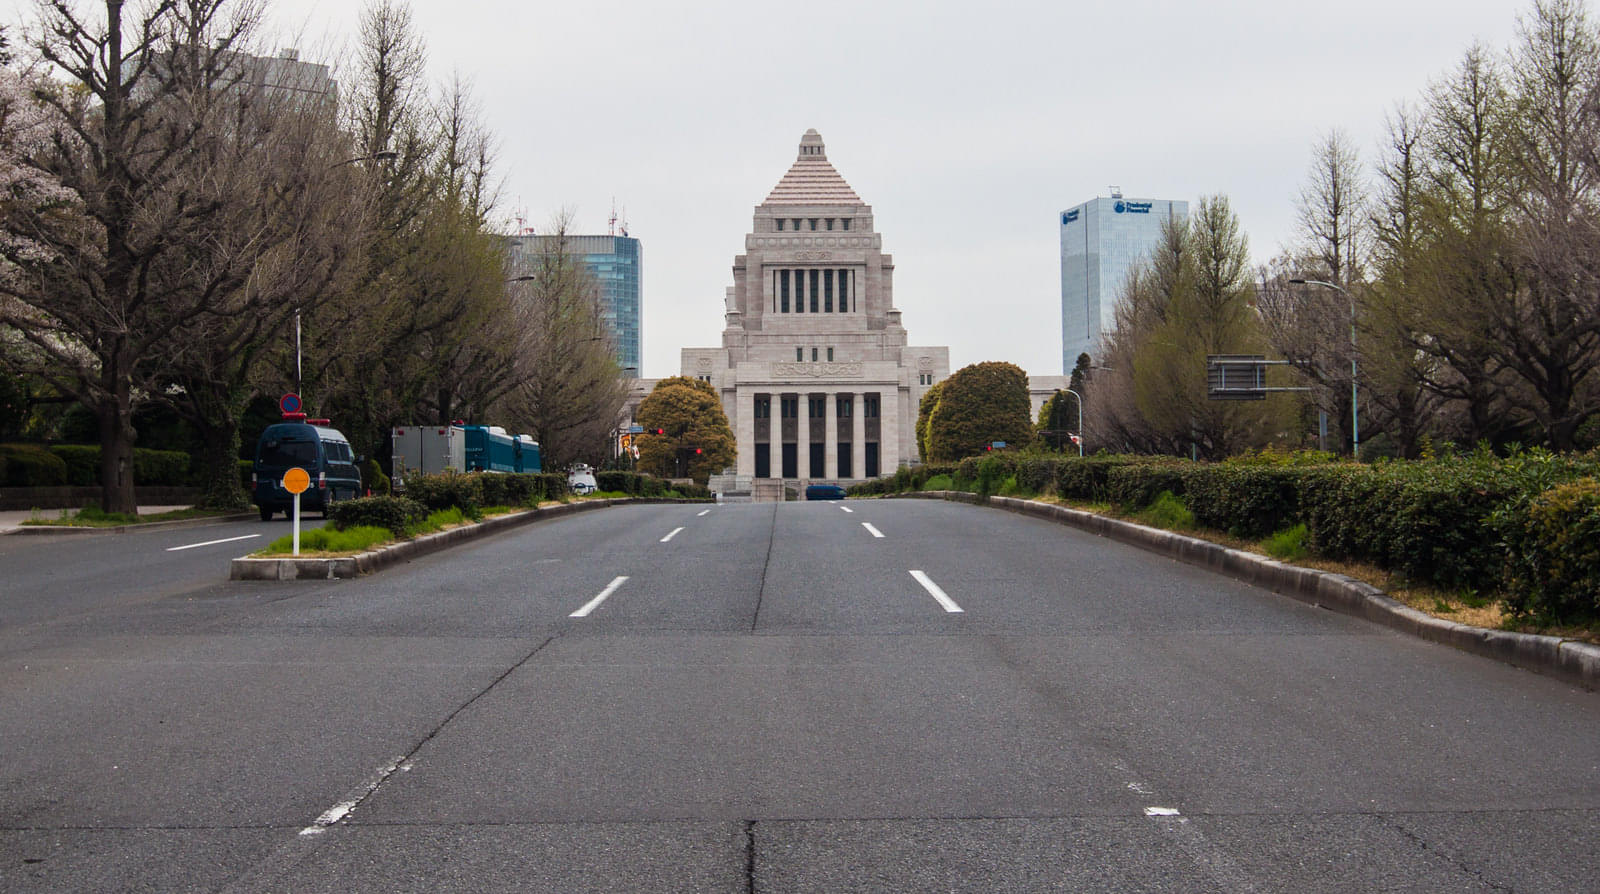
xmin=8 ymin=0 xmax=1532 ymax=377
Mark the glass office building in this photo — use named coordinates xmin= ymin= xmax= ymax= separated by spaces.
xmin=510 ymin=234 xmax=642 ymax=375
xmin=1059 ymin=194 xmax=1186 ymax=372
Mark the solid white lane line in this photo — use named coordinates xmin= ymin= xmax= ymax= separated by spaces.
xmin=697 ymin=509 xmax=712 ymax=517
xmin=570 ymin=576 xmax=630 ymax=618
xmin=839 ymin=506 xmax=854 ymax=513
xmin=861 ymin=522 xmax=884 ymax=538
xmin=909 ymin=570 xmax=964 ymax=613
xmin=660 ymin=526 xmax=686 ymax=542
xmin=1145 ymin=807 xmax=1181 ymax=817
xmin=166 ymin=534 xmax=260 ymax=552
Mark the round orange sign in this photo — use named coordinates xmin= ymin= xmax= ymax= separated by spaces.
xmin=282 ymin=467 xmax=311 ymax=495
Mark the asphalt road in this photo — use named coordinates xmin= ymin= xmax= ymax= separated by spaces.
xmin=0 ymin=500 xmax=1596 ymax=892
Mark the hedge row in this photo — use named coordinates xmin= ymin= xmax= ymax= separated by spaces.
xmin=851 ymin=449 xmax=1600 ymax=624
xmin=400 ymin=470 xmax=569 ymax=512
xmin=0 ymin=443 xmax=193 ymax=487
xmin=326 ymin=495 xmax=428 ymax=535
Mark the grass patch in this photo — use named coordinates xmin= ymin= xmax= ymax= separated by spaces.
xmin=1262 ymin=523 xmax=1309 ymax=561
xmin=1134 ymin=491 xmax=1195 ymax=530
xmin=256 ymin=525 xmax=394 ymax=556
xmin=404 ymin=507 xmax=468 ymax=538
xmin=922 ymin=474 xmax=955 ymax=491
xmin=997 ymin=475 xmax=1034 ymax=498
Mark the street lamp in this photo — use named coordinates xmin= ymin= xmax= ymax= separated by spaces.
xmin=294 ymin=150 xmax=401 ymax=395
xmin=1288 ymin=278 xmax=1359 ymax=459
xmin=1046 ymin=388 xmax=1084 ymax=457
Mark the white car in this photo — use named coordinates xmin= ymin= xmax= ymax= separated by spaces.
xmin=567 ymin=464 xmax=598 ymax=496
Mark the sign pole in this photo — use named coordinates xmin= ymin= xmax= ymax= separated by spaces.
xmin=293 ymin=492 xmax=301 ymax=556
xmin=281 ymin=466 xmax=311 ymax=557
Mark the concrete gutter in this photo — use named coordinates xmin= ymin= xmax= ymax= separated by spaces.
xmin=900 ymin=491 xmax=1599 ymax=692
xmin=228 ymin=498 xmax=701 ymax=581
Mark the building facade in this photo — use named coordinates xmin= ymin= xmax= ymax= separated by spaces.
xmin=1060 ymin=193 xmax=1187 ymax=371
xmin=681 ymin=130 xmax=949 ymax=486
xmin=508 ymin=234 xmax=643 ymax=375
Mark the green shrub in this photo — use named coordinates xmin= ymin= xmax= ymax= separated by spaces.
xmin=327 ymin=495 xmax=428 ymax=535
xmin=403 ymin=471 xmax=484 ymax=512
xmin=0 ymin=444 xmax=67 ymax=486
xmin=50 ymin=444 xmax=100 ymax=485
xmin=132 ymin=448 xmax=190 ymax=486
xmin=1183 ymin=464 xmax=1304 ymax=539
xmin=1262 ymin=523 xmax=1309 ymax=561
xmin=45 ymin=444 xmax=191 ymax=487
xmin=262 ymin=525 xmax=394 ymax=555
xmin=239 ymin=460 xmax=253 ymax=489
xmin=996 ymin=475 xmax=1029 ymax=497
xmin=364 ymin=459 xmax=391 ymax=496
xmin=1494 ymin=477 xmax=1600 ymax=623
xmin=1053 ymin=455 xmax=1145 ymax=502
xmin=1135 ymin=491 xmax=1195 ymax=530
xmin=922 ymin=473 xmax=955 ymax=491
xmin=1107 ymin=461 xmax=1189 ymax=510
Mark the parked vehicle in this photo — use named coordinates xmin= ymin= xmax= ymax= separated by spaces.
xmin=805 ymin=483 xmax=848 ymax=501
xmin=390 ymin=424 xmax=540 ymax=488
xmin=253 ymin=420 xmax=363 ymax=520
xmin=567 ymin=463 xmax=598 ymax=496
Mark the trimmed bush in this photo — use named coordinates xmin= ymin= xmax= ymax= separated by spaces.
xmin=403 ymin=471 xmax=484 ymax=512
xmin=50 ymin=444 xmax=100 ymax=485
xmin=46 ymin=444 xmax=191 ymax=487
xmin=0 ymin=444 xmax=67 ymax=486
xmin=1107 ymin=461 xmax=1189 ymax=511
xmin=1183 ymin=464 xmax=1305 ymax=539
xmin=326 ymin=495 xmax=428 ymax=535
xmin=1495 ymin=478 xmax=1600 ymax=622
xmin=364 ymin=459 xmax=391 ymax=496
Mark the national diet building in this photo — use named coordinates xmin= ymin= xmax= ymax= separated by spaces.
xmin=682 ymin=130 xmax=949 ymax=492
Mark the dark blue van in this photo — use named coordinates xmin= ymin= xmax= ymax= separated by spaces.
xmin=252 ymin=422 xmax=363 ymax=520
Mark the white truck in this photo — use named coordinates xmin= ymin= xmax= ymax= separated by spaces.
xmin=390 ymin=424 xmax=466 ymax=488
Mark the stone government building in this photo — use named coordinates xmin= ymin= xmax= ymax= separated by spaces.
xmin=680 ymin=130 xmax=950 ymax=496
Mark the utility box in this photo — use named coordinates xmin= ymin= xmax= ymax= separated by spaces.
xmin=391 ymin=425 xmax=466 ymax=487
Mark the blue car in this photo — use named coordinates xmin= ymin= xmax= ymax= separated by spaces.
xmin=805 ymin=483 xmax=848 ymax=501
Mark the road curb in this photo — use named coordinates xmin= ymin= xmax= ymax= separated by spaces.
xmin=6 ymin=512 xmax=257 ymax=536
xmin=228 ymin=498 xmax=708 ymax=581
xmin=901 ymin=491 xmax=1598 ymax=691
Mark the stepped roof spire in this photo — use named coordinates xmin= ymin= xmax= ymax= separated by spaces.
xmin=763 ymin=129 xmax=862 ymax=205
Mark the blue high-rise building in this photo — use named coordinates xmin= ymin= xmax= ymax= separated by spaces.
xmin=1059 ymin=193 xmax=1186 ymax=372
xmin=510 ymin=233 xmax=642 ymax=375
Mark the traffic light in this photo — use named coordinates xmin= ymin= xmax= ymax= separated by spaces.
xmin=695 ymin=447 xmax=702 ymax=454
xmin=655 ymin=428 xmax=665 ymax=435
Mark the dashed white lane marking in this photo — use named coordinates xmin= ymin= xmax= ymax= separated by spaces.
xmin=660 ymin=526 xmax=685 ymax=542
xmin=861 ymin=522 xmax=885 ymax=538
xmin=839 ymin=506 xmax=854 ymax=513
xmin=1145 ymin=806 xmax=1181 ymax=817
xmin=909 ymin=570 xmax=964 ymax=613
xmin=697 ymin=509 xmax=712 ymax=517
xmin=570 ymin=576 xmax=630 ymax=618
xmin=166 ymin=534 xmax=260 ymax=552
xmin=299 ymin=755 xmax=409 ymax=836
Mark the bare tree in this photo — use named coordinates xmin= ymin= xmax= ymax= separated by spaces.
xmin=499 ymin=214 xmax=628 ymax=469
xmin=1500 ymin=0 xmax=1600 ymax=449
xmin=0 ymin=0 xmax=267 ymax=512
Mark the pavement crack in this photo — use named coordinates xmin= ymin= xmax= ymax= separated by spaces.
xmin=750 ymin=503 xmax=777 ymax=631
xmin=744 ymin=820 xmax=757 ymax=894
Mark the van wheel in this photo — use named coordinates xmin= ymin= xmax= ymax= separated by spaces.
xmin=259 ymin=506 xmax=273 ymax=521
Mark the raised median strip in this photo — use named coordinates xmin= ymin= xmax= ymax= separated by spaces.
xmin=228 ymin=498 xmax=702 ymax=581
xmin=899 ymin=491 xmax=1600 ymax=691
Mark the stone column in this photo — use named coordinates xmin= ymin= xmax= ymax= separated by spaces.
xmin=735 ymin=385 xmax=755 ymax=478
xmin=880 ymin=386 xmax=900 ymax=473
xmin=796 ymin=391 xmax=810 ymax=481
xmin=823 ymin=391 xmax=838 ymax=479
xmin=852 ymin=391 xmax=866 ymax=480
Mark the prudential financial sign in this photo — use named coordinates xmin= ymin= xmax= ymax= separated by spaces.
xmin=1113 ymin=200 xmax=1154 ymax=214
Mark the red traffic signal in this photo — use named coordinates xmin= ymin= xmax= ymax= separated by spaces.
xmin=655 ymin=428 xmax=665 ymax=435
xmin=695 ymin=447 xmax=702 ymax=454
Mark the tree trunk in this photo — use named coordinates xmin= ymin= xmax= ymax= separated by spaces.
xmin=96 ymin=372 xmax=137 ymax=516
xmin=195 ymin=415 xmax=248 ymax=510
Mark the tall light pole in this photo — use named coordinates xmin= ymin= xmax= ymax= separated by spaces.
xmin=295 ymin=150 xmax=399 ymax=396
xmin=1049 ymin=388 xmax=1084 ymax=457
xmin=1289 ymin=278 xmax=1358 ymax=459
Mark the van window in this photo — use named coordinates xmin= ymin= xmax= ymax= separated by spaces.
xmin=323 ymin=441 xmax=350 ymax=463
xmin=260 ymin=440 xmax=317 ymax=467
